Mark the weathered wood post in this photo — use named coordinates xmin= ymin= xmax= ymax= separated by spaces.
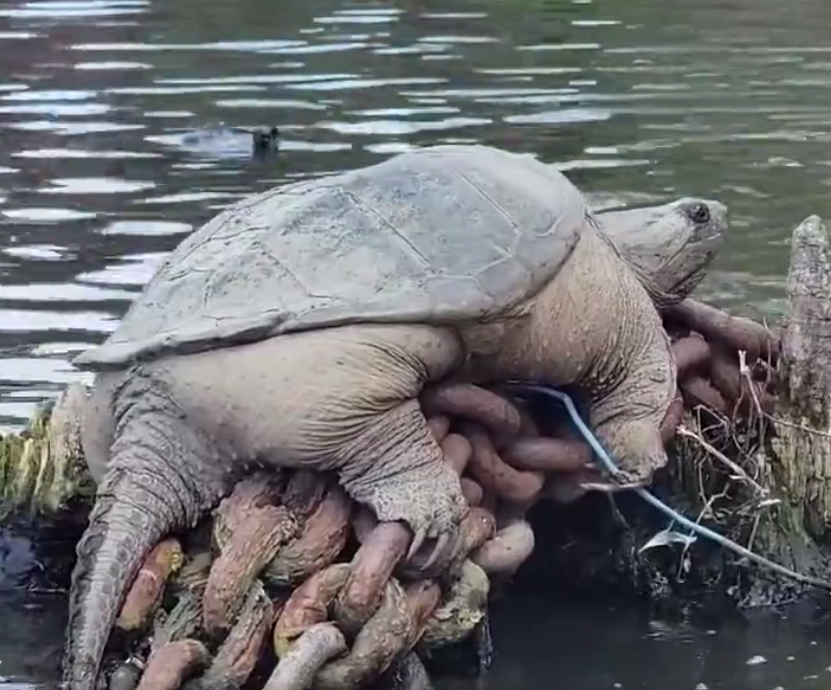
xmin=772 ymin=215 xmax=831 ymax=536
xmin=668 ymin=215 xmax=831 ymax=602
xmin=748 ymin=215 xmax=831 ymax=597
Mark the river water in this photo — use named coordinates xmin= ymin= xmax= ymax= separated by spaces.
xmin=2 ymin=0 xmax=831 ymax=687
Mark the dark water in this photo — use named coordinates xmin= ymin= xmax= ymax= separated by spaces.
xmin=2 ymin=0 xmax=831 ymax=686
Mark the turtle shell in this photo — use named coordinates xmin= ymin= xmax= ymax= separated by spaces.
xmin=74 ymin=145 xmax=587 ymax=370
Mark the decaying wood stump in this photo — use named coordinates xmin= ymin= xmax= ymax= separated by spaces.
xmin=751 ymin=215 xmax=831 ymax=599
xmin=772 ymin=216 xmax=831 ymax=533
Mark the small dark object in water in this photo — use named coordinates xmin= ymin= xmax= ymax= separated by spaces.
xmin=175 ymin=125 xmax=280 ymax=159
xmin=252 ymin=126 xmax=280 ymax=153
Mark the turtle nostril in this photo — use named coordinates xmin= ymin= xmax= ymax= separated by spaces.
xmin=687 ymin=202 xmax=711 ymax=225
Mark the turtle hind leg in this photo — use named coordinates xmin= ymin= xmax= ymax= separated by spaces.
xmin=165 ymin=323 xmax=470 ymax=569
xmin=64 ymin=368 xmax=229 ymax=690
xmin=587 ymin=325 xmax=676 ymax=488
xmin=336 ymin=398 xmax=469 ymax=565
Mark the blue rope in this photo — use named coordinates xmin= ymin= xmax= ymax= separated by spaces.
xmin=504 ymin=382 xmax=831 ymax=591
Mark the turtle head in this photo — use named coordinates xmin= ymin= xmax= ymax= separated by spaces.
xmin=600 ymin=197 xmax=728 ymax=308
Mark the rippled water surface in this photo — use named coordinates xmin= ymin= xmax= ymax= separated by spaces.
xmin=3 ymin=0 xmax=831 ymax=686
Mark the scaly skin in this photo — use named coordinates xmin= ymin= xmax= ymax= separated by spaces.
xmin=461 ymin=221 xmax=675 ymax=485
xmin=65 ymin=202 xmax=699 ymax=690
xmin=66 ymin=327 xmax=467 ymax=690
xmin=64 ymin=368 xmax=233 ymax=690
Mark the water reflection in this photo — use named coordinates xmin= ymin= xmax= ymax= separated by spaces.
xmin=3 ymin=0 xmax=831 ymax=686
xmin=454 ymin=594 xmax=831 ymax=690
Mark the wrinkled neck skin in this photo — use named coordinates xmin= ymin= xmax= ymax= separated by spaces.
xmin=459 ymin=227 xmax=663 ymax=399
xmin=458 ymin=224 xmax=676 ymax=485
xmin=595 ymin=222 xmax=680 ymax=312
xmin=629 ymin=264 xmax=678 ymax=312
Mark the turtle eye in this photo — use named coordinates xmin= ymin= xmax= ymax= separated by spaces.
xmin=687 ymin=202 xmax=710 ymax=225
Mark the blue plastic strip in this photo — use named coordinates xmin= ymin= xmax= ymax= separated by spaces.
xmin=504 ymin=382 xmax=831 ymax=591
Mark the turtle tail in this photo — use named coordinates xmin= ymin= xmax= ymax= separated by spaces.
xmin=62 ymin=371 xmax=228 ymax=690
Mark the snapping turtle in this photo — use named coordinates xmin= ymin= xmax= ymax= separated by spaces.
xmin=65 ymin=144 xmax=727 ymax=690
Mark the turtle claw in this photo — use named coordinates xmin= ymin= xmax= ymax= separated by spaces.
xmin=434 ymin=532 xmax=452 ymax=563
xmin=422 ymin=532 xmax=450 ymax=571
xmin=404 ymin=529 xmax=455 ymax=574
xmin=355 ymin=447 xmax=468 ymax=571
xmin=406 ymin=526 xmax=428 ymax=562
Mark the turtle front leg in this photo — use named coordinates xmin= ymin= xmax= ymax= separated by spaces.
xmin=586 ymin=327 xmax=677 ymax=490
xmin=336 ymin=398 xmax=469 ymax=567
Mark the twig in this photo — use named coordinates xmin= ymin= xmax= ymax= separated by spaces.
xmin=676 ymin=491 xmax=724 ymax=582
xmin=676 ymin=425 xmax=768 ymax=498
xmin=766 ymin=414 xmax=831 ymax=439
xmin=738 ymin=348 xmax=831 ymax=439
xmin=746 ymin=511 xmax=762 ymax=555
xmin=736 ymin=349 xmax=769 ymax=452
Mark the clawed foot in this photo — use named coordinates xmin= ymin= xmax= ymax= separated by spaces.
xmin=585 ymin=412 xmax=668 ymax=495
xmin=360 ymin=462 xmax=468 ymax=575
xmin=402 ymin=489 xmax=465 ymax=573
